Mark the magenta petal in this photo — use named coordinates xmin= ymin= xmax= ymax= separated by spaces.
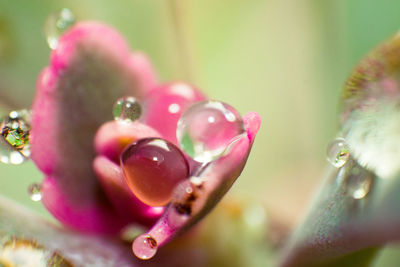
xmin=50 ymin=22 xmax=156 ymax=97
xmin=41 ymin=177 xmax=125 ymax=234
xmin=93 ymin=156 xmax=164 ymax=226
xmin=144 ymin=83 xmax=206 ymax=144
xmin=94 ymin=120 xmax=161 ymax=163
xmin=31 ymin=21 xmax=157 ymax=233
xmin=133 ymin=112 xmax=261 ymax=253
xmin=128 ymin=52 xmax=158 ymax=91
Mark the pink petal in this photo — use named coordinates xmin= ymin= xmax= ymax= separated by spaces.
xmin=94 ymin=120 xmax=161 ymax=163
xmin=31 ymin=21 xmax=157 ymax=233
xmin=41 ymin=177 xmax=125 ymax=234
xmin=93 ymin=156 xmax=164 ymax=226
xmin=144 ymin=83 xmax=206 ymax=144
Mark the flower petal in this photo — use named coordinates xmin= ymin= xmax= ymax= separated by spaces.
xmin=94 ymin=120 xmax=161 ymax=163
xmin=41 ymin=177 xmax=125 ymax=234
xmin=144 ymin=83 xmax=206 ymax=144
xmin=133 ymin=112 xmax=261 ymax=255
xmin=93 ymin=156 xmax=164 ymax=227
xmin=31 ymin=22 xmax=157 ymax=233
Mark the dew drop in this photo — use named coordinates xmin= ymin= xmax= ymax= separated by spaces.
xmin=176 ymin=100 xmax=245 ymax=163
xmin=113 ymin=97 xmax=142 ymax=122
xmin=347 ymin=167 xmax=373 ymax=200
xmin=132 ymin=234 xmax=158 ymax=260
xmin=0 ymin=110 xmax=31 ymax=165
xmin=121 ymin=138 xmax=189 ymax=206
xmin=44 ymin=8 xmax=75 ymax=50
xmin=28 ymin=183 xmax=42 ymax=202
xmin=327 ymin=138 xmax=350 ymax=168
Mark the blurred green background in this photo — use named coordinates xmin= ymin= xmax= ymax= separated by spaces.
xmin=0 ymin=0 xmax=400 ymax=265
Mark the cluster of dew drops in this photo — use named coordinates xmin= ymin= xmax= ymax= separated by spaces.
xmin=326 ymin=138 xmax=372 ymax=200
xmin=0 ymin=109 xmax=42 ymax=202
xmin=114 ymin=95 xmax=246 ymax=259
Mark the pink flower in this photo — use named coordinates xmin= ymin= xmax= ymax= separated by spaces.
xmin=30 ymin=21 xmax=261 ymax=259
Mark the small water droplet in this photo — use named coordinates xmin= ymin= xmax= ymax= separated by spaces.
xmin=28 ymin=183 xmax=42 ymax=202
xmin=327 ymin=138 xmax=350 ymax=168
xmin=0 ymin=110 xmax=31 ymax=165
xmin=347 ymin=167 xmax=373 ymax=200
xmin=132 ymin=234 xmax=158 ymax=260
xmin=44 ymin=8 xmax=75 ymax=50
xmin=176 ymin=100 xmax=245 ymax=163
xmin=113 ymin=97 xmax=142 ymax=122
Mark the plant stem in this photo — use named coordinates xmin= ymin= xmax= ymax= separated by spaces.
xmin=167 ymin=0 xmax=195 ymax=82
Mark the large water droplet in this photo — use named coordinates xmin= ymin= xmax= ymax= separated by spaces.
xmin=113 ymin=97 xmax=142 ymax=122
xmin=121 ymin=138 xmax=189 ymax=206
xmin=0 ymin=110 xmax=31 ymax=165
xmin=28 ymin=183 xmax=42 ymax=202
xmin=132 ymin=234 xmax=158 ymax=260
xmin=44 ymin=8 xmax=75 ymax=49
xmin=176 ymin=100 xmax=245 ymax=163
xmin=327 ymin=138 xmax=350 ymax=168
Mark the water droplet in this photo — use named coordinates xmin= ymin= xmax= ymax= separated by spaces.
xmin=144 ymin=83 xmax=205 ymax=143
xmin=44 ymin=8 xmax=75 ymax=49
xmin=176 ymin=100 xmax=245 ymax=163
xmin=28 ymin=183 xmax=42 ymax=201
xmin=327 ymin=138 xmax=350 ymax=168
xmin=113 ymin=97 xmax=142 ymax=122
xmin=132 ymin=234 xmax=158 ymax=260
xmin=0 ymin=110 xmax=31 ymax=165
xmin=121 ymin=138 xmax=189 ymax=206
xmin=347 ymin=167 xmax=373 ymax=200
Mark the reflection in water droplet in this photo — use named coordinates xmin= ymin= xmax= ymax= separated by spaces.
xmin=176 ymin=100 xmax=245 ymax=163
xmin=44 ymin=8 xmax=75 ymax=50
xmin=132 ymin=234 xmax=158 ymax=260
xmin=327 ymin=138 xmax=350 ymax=168
xmin=113 ymin=97 xmax=142 ymax=122
xmin=28 ymin=183 xmax=42 ymax=202
xmin=0 ymin=110 xmax=31 ymax=165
